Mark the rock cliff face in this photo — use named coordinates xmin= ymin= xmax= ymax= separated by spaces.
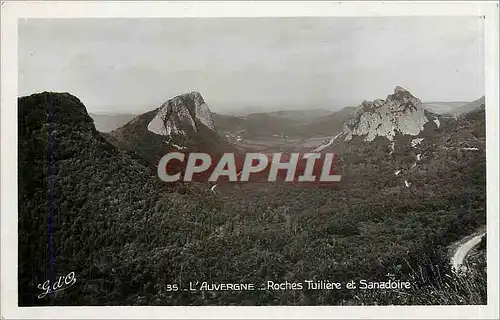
xmin=343 ymin=86 xmax=432 ymax=142
xmin=147 ymin=91 xmax=216 ymax=136
xmin=106 ymin=91 xmax=233 ymax=167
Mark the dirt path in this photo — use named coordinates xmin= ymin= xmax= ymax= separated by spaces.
xmin=451 ymin=229 xmax=486 ymax=273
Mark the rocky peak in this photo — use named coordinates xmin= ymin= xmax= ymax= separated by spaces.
xmin=343 ymin=87 xmax=431 ymax=142
xmin=147 ymin=91 xmax=217 ymax=136
xmin=394 ymin=86 xmax=408 ymax=94
xmin=386 ymin=86 xmax=421 ymax=109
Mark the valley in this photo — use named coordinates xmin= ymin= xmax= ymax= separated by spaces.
xmin=233 ymin=136 xmax=333 ymax=153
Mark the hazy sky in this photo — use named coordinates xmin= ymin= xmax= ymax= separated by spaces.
xmin=19 ymin=17 xmax=485 ymax=113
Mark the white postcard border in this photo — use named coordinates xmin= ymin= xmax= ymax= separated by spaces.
xmin=1 ymin=1 xmax=498 ymax=319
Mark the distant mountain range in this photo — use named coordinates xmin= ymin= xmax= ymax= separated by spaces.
xmin=89 ymin=112 xmax=137 ymax=132
xmin=421 ymin=96 xmax=485 ymax=115
xmin=90 ymin=96 xmax=484 ymax=138
xmin=452 ymin=96 xmax=486 ymax=115
xmin=420 ymin=101 xmax=469 ymax=114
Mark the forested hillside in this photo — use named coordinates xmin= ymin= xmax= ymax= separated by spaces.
xmin=18 ymin=92 xmax=486 ymax=306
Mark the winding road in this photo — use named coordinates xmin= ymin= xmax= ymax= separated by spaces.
xmin=451 ymin=231 xmax=486 ymax=273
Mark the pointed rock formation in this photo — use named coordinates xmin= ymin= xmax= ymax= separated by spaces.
xmin=343 ymin=86 xmax=432 ymax=142
xmin=147 ymin=91 xmax=216 ymax=136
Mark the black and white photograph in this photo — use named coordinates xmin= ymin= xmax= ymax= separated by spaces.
xmin=1 ymin=1 xmax=499 ymax=319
